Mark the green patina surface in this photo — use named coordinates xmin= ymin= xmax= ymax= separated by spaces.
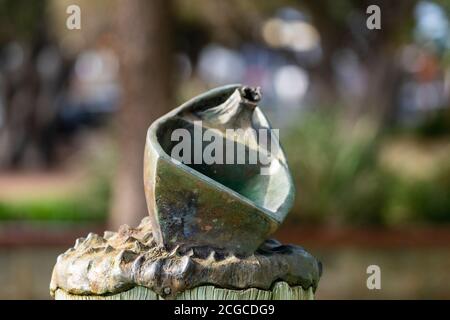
xmin=144 ymin=85 xmax=295 ymax=255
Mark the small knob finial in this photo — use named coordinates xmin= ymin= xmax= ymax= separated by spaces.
xmin=240 ymin=86 xmax=262 ymax=103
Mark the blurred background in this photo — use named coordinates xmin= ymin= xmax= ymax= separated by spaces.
xmin=0 ymin=0 xmax=449 ymax=299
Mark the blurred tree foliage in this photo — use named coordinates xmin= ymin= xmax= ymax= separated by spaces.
xmin=0 ymin=0 xmax=46 ymax=42
xmin=174 ymin=0 xmax=422 ymax=121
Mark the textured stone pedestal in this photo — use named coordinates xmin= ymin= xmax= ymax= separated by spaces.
xmin=50 ymin=217 xmax=321 ymax=300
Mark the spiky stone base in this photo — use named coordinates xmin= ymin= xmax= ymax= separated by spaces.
xmin=54 ymin=281 xmax=314 ymax=300
xmin=50 ymin=217 xmax=321 ymax=299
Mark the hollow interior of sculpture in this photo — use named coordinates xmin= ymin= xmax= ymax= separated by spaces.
xmin=156 ymin=114 xmax=291 ymax=216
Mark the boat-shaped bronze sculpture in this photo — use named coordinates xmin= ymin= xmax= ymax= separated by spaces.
xmin=144 ymin=84 xmax=295 ymax=255
xmin=50 ymin=85 xmax=321 ymax=300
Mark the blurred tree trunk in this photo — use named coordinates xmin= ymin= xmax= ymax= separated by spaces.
xmin=110 ymin=0 xmax=173 ymax=229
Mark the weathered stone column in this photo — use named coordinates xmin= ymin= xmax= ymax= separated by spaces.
xmin=50 ymin=85 xmax=321 ymax=300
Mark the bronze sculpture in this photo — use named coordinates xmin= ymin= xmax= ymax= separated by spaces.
xmin=50 ymin=85 xmax=321 ymax=300
xmin=144 ymin=84 xmax=295 ymax=255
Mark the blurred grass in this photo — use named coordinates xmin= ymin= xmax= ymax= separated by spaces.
xmin=0 ymin=177 xmax=110 ymax=222
xmin=0 ymin=133 xmax=115 ymax=223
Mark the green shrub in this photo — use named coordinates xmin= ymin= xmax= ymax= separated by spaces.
xmin=283 ymin=110 xmax=450 ymax=226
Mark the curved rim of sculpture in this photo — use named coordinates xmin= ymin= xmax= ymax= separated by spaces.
xmin=146 ymin=84 xmax=295 ymax=224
